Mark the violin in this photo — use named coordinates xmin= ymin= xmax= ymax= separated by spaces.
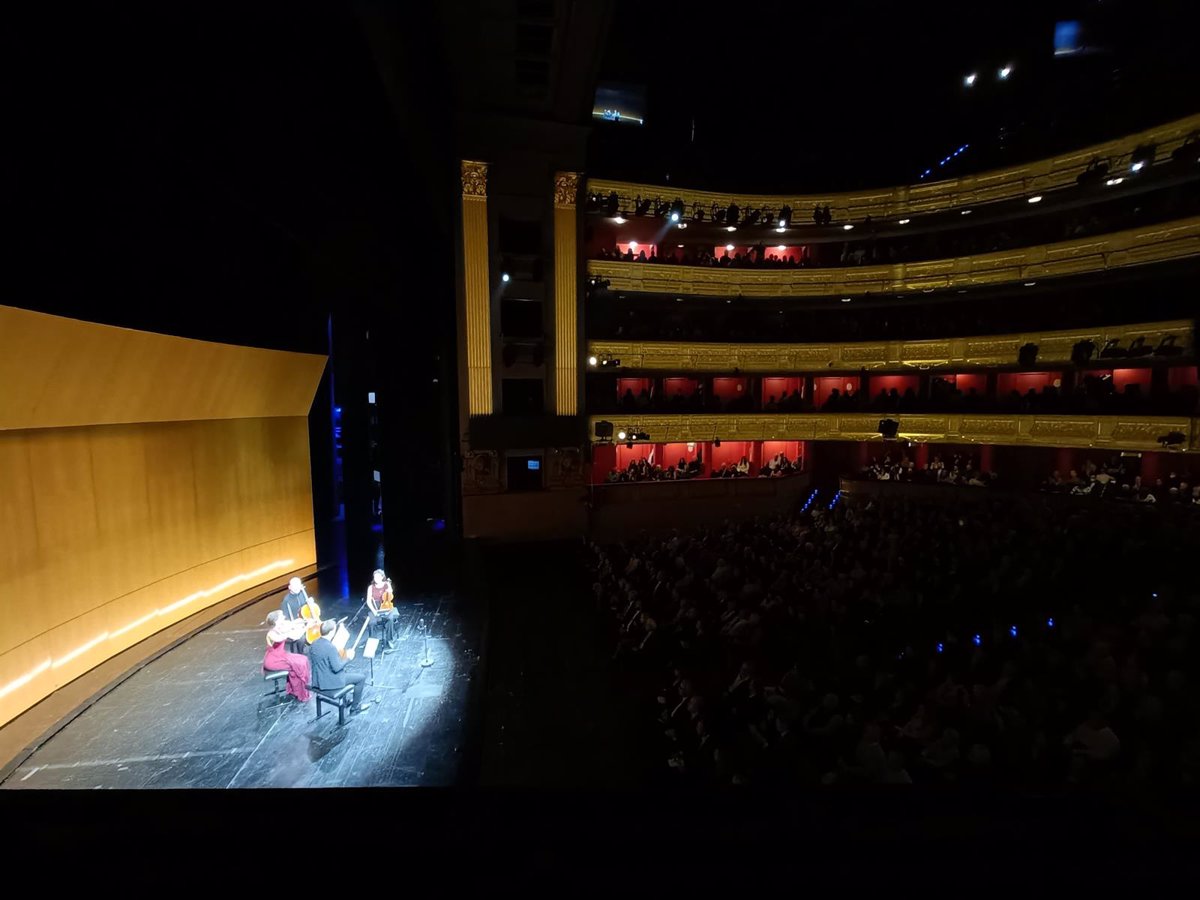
xmin=380 ymin=578 xmax=395 ymax=612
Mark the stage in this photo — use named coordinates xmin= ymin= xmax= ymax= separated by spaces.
xmin=1 ymin=590 xmax=478 ymax=789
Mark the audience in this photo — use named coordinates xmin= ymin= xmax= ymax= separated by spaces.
xmin=590 ymin=494 xmax=1200 ymax=787
xmin=859 ymin=451 xmax=994 ymax=487
xmin=1041 ymin=458 xmax=1200 ymax=506
xmin=605 ymin=453 xmax=803 ymax=483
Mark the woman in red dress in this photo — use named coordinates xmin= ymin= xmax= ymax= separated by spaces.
xmin=263 ymin=610 xmax=311 ymax=702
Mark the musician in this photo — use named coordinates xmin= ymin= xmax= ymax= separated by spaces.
xmin=262 ymin=611 xmax=311 ymax=703
xmin=309 ymin=620 xmax=368 ymax=714
xmin=280 ymin=577 xmax=310 ymax=621
xmin=366 ymin=569 xmax=399 ymax=648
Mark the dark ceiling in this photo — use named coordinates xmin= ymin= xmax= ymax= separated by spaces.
xmin=587 ymin=0 xmax=1200 ymax=192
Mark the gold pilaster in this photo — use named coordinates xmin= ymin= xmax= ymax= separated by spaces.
xmin=553 ymin=171 xmax=582 ymax=415
xmin=461 ymin=160 xmax=493 ymax=416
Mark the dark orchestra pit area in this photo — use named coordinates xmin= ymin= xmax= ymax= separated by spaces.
xmin=1 ymin=586 xmax=478 ymax=790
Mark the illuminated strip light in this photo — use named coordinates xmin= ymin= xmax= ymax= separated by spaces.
xmin=2 ymin=559 xmax=296 ymax=701
xmin=0 ymin=659 xmax=51 ymax=699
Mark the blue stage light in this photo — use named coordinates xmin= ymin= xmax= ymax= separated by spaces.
xmin=1047 ymin=617 xmax=1055 ymax=628
xmin=936 ymin=642 xmax=944 ymax=654
xmin=1010 ymin=625 xmax=1018 ymax=638
xmin=972 ymin=634 xmax=982 ymax=646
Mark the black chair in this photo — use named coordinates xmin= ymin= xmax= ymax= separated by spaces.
xmin=263 ymin=669 xmax=289 ymax=695
xmin=312 ymin=684 xmax=355 ymax=726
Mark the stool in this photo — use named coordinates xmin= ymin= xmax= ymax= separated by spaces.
xmin=263 ymin=668 xmax=289 ymax=695
xmin=312 ymin=684 xmax=355 ymax=726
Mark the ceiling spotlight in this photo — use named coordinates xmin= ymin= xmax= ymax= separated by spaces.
xmin=617 ymin=430 xmax=627 ymax=441
xmin=587 ymin=355 xmax=598 ymax=366
xmin=1131 ymin=161 xmax=1145 ymax=173
xmin=670 ymin=211 xmax=679 ymax=222
xmin=842 ymin=224 xmax=854 ymax=231
xmin=726 ymin=225 xmax=737 ymax=232
xmin=725 ymin=244 xmax=735 ymax=251
xmin=669 ymin=198 xmax=685 ymax=222
xmin=501 ymin=272 xmax=511 ymax=282
xmin=1105 ymin=177 xmax=1124 ymax=186
xmin=613 ymin=215 xmax=626 ymax=224
xmin=898 ymin=218 xmax=910 ymax=225
xmin=998 ymin=64 xmax=1012 ymax=80
xmin=1027 ymin=195 xmax=1042 ymax=203
xmin=964 ymin=72 xmax=977 ymax=87
xmin=778 ymin=205 xmax=791 ymax=227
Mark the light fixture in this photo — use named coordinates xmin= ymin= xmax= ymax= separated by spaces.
xmin=776 ymin=226 xmax=786 ymax=233
xmin=677 ymin=244 xmax=684 ymax=248
xmin=725 ymin=244 xmax=734 ymax=251
xmin=677 ymin=223 xmax=688 ymax=229
xmin=998 ymin=64 xmax=1012 ymax=80
xmin=776 ymin=245 xmax=786 ymax=251
xmin=842 ymin=224 xmax=854 ymax=231
xmin=960 ymin=209 xmax=972 ymax=215
xmin=1027 ymin=195 xmax=1042 ymax=204
xmin=617 ymin=430 xmax=627 ymax=440
xmin=1024 ymin=281 xmax=1037 ymax=287
xmin=670 ymin=212 xmax=680 ymax=222
xmin=898 ymin=218 xmax=910 ymax=225
xmin=587 ymin=355 xmax=598 ymax=366
xmin=964 ymin=72 xmax=977 ymax=87
xmin=501 ymin=272 xmax=511 ymax=282
xmin=778 ymin=205 xmax=791 ymax=228
xmin=1130 ymin=161 xmax=1145 ymax=173
xmin=613 ymin=216 xmax=626 ymax=224
xmin=841 ymin=297 xmax=851 ymax=303
xmin=726 ymin=225 xmax=737 ymax=232
xmin=1105 ymin=177 xmax=1124 ymax=186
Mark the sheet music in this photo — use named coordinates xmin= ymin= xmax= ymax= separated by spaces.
xmin=331 ymin=623 xmax=351 ymax=652
xmin=363 ymin=637 xmax=380 ymax=659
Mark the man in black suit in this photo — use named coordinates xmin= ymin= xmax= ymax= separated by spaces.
xmin=309 ymin=621 xmax=368 ymax=714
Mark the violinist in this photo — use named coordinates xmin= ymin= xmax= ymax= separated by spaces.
xmin=366 ymin=569 xmax=399 ymax=648
xmin=280 ymin=576 xmax=322 ymax=647
xmin=308 ymin=620 xmax=368 ymax=715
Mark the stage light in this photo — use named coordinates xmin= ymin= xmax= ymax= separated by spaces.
xmin=713 ymin=437 xmax=721 ymax=447
xmin=501 ymin=272 xmax=511 ymax=282
xmin=725 ymin=243 xmax=735 ymax=251
xmin=898 ymin=218 xmax=910 ymax=225
xmin=628 ymin=240 xmax=638 ymax=249
xmin=964 ymin=72 xmax=977 ymax=86
xmin=841 ymin=297 xmax=852 ymax=303
xmin=936 ymin=642 xmax=944 ymax=654
xmin=960 ymin=209 xmax=972 ymax=215
xmin=617 ymin=430 xmax=627 ymax=440
xmin=725 ymin=202 xmax=740 ymax=226
xmin=669 ymin=198 xmax=684 ymax=222
xmin=1105 ymin=177 xmax=1123 ymax=186
xmin=1023 ymin=281 xmax=1037 ymax=287
xmin=776 ymin=245 xmax=786 ymax=251
xmin=776 ymin=226 xmax=786 ymax=233
xmin=613 ymin=215 xmax=627 ymax=224
xmin=1027 ymin=195 xmax=1042 ymax=203
xmin=605 ymin=192 xmax=620 ymax=217
xmin=670 ymin=211 xmax=679 ymax=222
xmin=726 ymin=225 xmax=737 ymax=232
xmin=677 ymin=223 xmax=688 ymax=229
xmin=1010 ymin=625 xmax=1018 ymax=638
xmin=998 ymin=64 xmax=1012 ymax=80
xmin=842 ymin=224 xmax=854 ymax=231
xmin=594 ymin=420 xmax=613 ymax=439
xmin=1130 ymin=161 xmax=1145 ymax=173
xmin=972 ymin=634 xmax=982 ymax=646
xmin=1047 ymin=617 xmax=1055 ymax=628
xmin=588 ymin=355 xmax=598 ymax=366
xmin=778 ymin=205 xmax=791 ymax=227
xmin=677 ymin=244 xmax=684 ymax=248
xmin=878 ymin=418 xmax=900 ymax=439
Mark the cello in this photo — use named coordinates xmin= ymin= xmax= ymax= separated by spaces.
xmin=300 ymin=595 xmax=323 ymax=644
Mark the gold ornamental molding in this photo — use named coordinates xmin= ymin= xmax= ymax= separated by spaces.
xmin=554 ymin=171 xmax=581 ymax=208
xmin=588 ymin=413 xmax=1198 ymax=453
xmin=586 ymin=216 xmax=1200 ymax=298
xmin=587 ymin=113 xmax=1200 ymax=221
xmin=588 ymin=319 xmax=1194 ymax=373
xmin=461 ymin=160 xmax=488 ymax=198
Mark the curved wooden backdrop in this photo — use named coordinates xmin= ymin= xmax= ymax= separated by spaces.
xmin=0 ymin=306 xmax=327 ymax=727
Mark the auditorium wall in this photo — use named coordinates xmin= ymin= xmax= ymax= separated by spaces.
xmin=0 ymin=306 xmax=327 ymax=727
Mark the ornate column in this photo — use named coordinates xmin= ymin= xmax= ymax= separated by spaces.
xmin=553 ymin=171 xmax=582 ymax=416
xmin=461 ymin=160 xmax=493 ymax=416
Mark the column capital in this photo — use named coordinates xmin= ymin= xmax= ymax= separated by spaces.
xmin=461 ymin=160 xmax=488 ymax=198
xmin=553 ymin=171 xmax=582 ymax=208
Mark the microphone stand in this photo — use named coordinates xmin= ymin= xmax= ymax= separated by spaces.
xmin=418 ymin=618 xmax=434 ymax=668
